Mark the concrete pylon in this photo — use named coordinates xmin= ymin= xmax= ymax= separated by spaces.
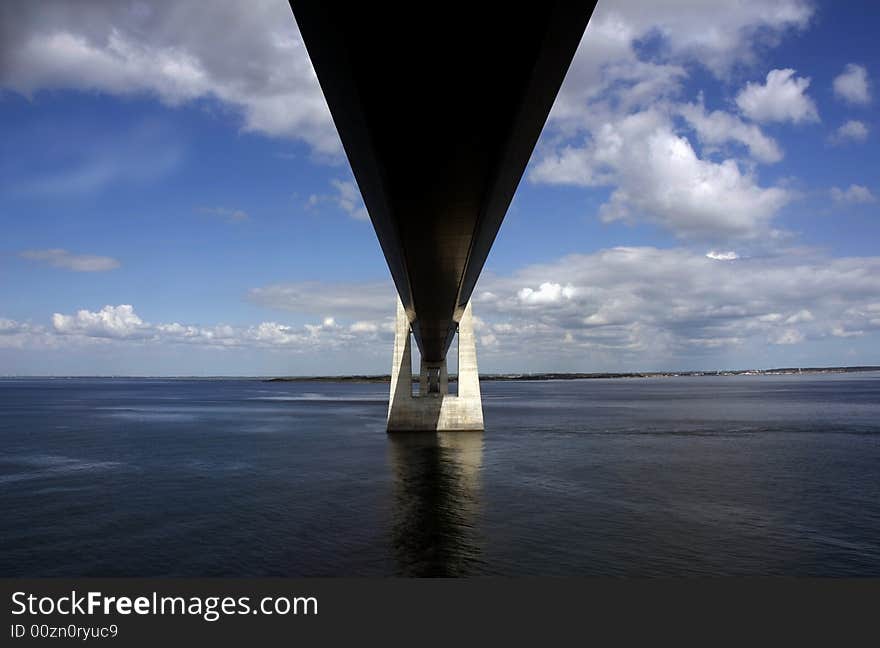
xmin=387 ymin=297 xmax=484 ymax=432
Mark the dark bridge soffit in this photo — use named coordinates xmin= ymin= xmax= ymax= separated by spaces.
xmin=290 ymin=2 xmax=597 ymax=362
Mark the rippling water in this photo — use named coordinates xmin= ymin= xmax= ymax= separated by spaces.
xmin=1 ymin=375 xmax=879 ymax=576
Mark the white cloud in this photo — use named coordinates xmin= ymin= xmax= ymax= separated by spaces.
xmin=618 ymin=1 xmax=812 ymax=75
xmin=305 ymin=179 xmax=370 ymax=221
xmin=248 ymin=322 xmax=307 ymax=346
xmin=830 ymin=185 xmax=876 ymax=204
xmin=832 ymin=326 xmax=864 ymax=339
xmin=52 ymin=304 xmax=150 ymax=338
xmin=3 ymin=1 xmax=812 ymax=159
xmin=53 ymin=304 xmax=148 ymax=338
xmin=0 ymin=318 xmax=55 ymax=350
xmin=552 ymin=0 xmax=812 ymax=129
xmin=20 ymin=249 xmax=120 ymax=272
xmin=772 ymin=328 xmax=805 ymax=345
xmin=1 ymin=0 xmax=815 ymax=247
xmin=706 ymin=250 xmax=739 ymax=261
xmin=531 ymin=110 xmax=790 ymax=240
xmin=0 ymin=319 xmax=23 ymax=334
xmin=530 ymin=4 xmax=812 ymax=243
xmin=350 ymin=320 xmax=379 ymax=334
xmin=8 ymin=245 xmax=880 ymax=368
xmin=833 ymin=64 xmax=871 ymax=104
xmin=735 ymin=69 xmax=819 ymax=123
xmin=679 ymin=100 xmax=783 ymax=163
xmin=829 ymin=120 xmax=869 ymax=145
xmin=0 ymin=0 xmax=339 ymax=155
xmin=517 ymin=282 xmax=577 ymax=305
xmin=46 ymin=303 xmax=393 ymax=352
xmin=330 ymin=179 xmax=369 ymax=221
xmin=785 ymin=309 xmax=814 ymax=324
xmin=469 ymin=247 xmax=880 ymax=362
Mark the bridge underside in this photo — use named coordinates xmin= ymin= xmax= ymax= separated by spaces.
xmin=290 ymin=2 xmax=595 ymax=430
xmin=290 ymin=1 xmax=597 ymax=364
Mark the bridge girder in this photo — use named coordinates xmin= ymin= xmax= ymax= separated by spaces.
xmin=290 ymin=1 xmax=596 ymax=362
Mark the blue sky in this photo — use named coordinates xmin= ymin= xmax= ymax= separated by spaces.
xmin=1 ymin=0 xmax=878 ymax=375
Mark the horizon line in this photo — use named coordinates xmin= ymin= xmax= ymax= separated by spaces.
xmin=2 ymin=365 xmax=879 ymax=380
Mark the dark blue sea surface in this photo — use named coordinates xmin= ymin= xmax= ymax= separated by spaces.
xmin=1 ymin=374 xmax=879 ymax=576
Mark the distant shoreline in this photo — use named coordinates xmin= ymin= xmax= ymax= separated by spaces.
xmin=264 ymin=366 xmax=880 ymax=383
xmin=2 ymin=366 xmax=878 ymax=381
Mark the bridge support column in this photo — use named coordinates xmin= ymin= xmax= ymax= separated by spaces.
xmin=387 ymin=297 xmax=484 ymax=432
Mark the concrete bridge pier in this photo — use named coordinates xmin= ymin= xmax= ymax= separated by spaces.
xmin=388 ymin=298 xmax=483 ymax=432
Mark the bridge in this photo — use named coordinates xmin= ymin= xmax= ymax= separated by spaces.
xmin=290 ymin=2 xmax=597 ymax=430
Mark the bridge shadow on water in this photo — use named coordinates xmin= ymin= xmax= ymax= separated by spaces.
xmin=387 ymin=432 xmax=485 ymax=577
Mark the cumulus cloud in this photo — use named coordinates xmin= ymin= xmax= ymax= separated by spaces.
xmin=469 ymin=247 xmax=880 ymax=363
xmin=833 ymin=63 xmax=871 ymax=104
xmin=735 ymin=69 xmax=820 ymax=123
xmin=0 ymin=0 xmax=817 ymax=173
xmin=0 ymin=318 xmax=54 ymax=349
xmin=829 ymin=120 xmax=869 ymax=145
xmin=0 ymin=0 xmax=339 ymax=155
xmin=679 ymin=100 xmax=783 ymax=163
xmin=551 ymin=0 xmax=812 ymax=129
xmin=1 ymin=0 xmax=815 ymax=246
xmin=68 ymin=249 xmax=860 ymax=368
xmin=46 ymin=303 xmax=393 ymax=351
xmin=830 ymin=185 xmax=876 ymax=204
xmin=531 ymin=110 xmax=790 ymax=240
xmin=706 ymin=250 xmax=739 ymax=261
xmin=0 ymin=319 xmax=24 ymax=335
xmin=53 ymin=304 xmax=148 ymax=338
xmin=20 ymin=249 xmax=120 ymax=272
xmin=530 ymin=3 xmax=811 ymax=242
xmin=7 ymin=244 xmax=880 ymax=368
xmin=517 ymin=282 xmax=577 ymax=305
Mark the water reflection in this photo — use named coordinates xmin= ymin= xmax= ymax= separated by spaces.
xmin=387 ymin=432 xmax=484 ymax=576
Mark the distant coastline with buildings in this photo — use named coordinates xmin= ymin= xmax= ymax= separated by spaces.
xmin=264 ymin=366 xmax=880 ymax=383
xmin=5 ymin=366 xmax=878 ymax=381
